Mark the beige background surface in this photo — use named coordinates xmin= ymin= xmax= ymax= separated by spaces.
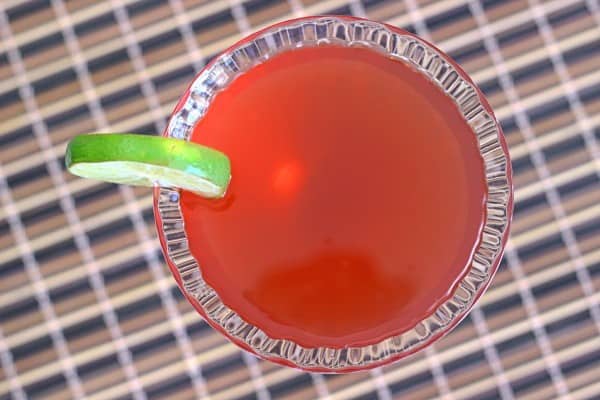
xmin=1 ymin=0 xmax=600 ymax=399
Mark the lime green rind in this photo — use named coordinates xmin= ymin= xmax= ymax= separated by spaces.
xmin=66 ymin=134 xmax=231 ymax=198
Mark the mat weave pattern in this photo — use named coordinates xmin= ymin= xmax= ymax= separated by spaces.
xmin=1 ymin=0 xmax=599 ymax=399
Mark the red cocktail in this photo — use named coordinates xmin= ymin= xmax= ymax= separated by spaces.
xmin=155 ymin=16 xmax=512 ymax=372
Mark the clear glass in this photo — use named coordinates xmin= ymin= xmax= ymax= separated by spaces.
xmin=153 ymin=16 xmax=513 ymax=372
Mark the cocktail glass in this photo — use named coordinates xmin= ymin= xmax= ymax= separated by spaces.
xmin=154 ymin=16 xmax=513 ymax=372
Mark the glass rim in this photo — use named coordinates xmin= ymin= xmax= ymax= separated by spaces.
xmin=153 ymin=15 xmax=513 ymax=372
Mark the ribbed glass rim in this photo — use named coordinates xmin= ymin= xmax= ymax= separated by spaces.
xmin=153 ymin=16 xmax=513 ymax=372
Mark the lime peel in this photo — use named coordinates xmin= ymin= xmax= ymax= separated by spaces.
xmin=66 ymin=134 xmax=231 ymax=198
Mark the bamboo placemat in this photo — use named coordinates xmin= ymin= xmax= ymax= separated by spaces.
xmin=1 ymin=0 xmax=599 ymax=399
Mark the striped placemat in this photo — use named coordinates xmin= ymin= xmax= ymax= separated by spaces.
xmin=1 ymin=0 xmax=599 ymax=399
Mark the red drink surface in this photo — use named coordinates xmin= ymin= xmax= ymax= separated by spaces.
xmin=181 ymin=45 xmax=487 ymax=348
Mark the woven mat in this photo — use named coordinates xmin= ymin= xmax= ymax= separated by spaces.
xmin=1 ymin=0 xmax=599 ymax=399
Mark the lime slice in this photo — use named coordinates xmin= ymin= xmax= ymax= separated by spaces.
xmin=65 ymin=134 xmax=231 ymax=198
